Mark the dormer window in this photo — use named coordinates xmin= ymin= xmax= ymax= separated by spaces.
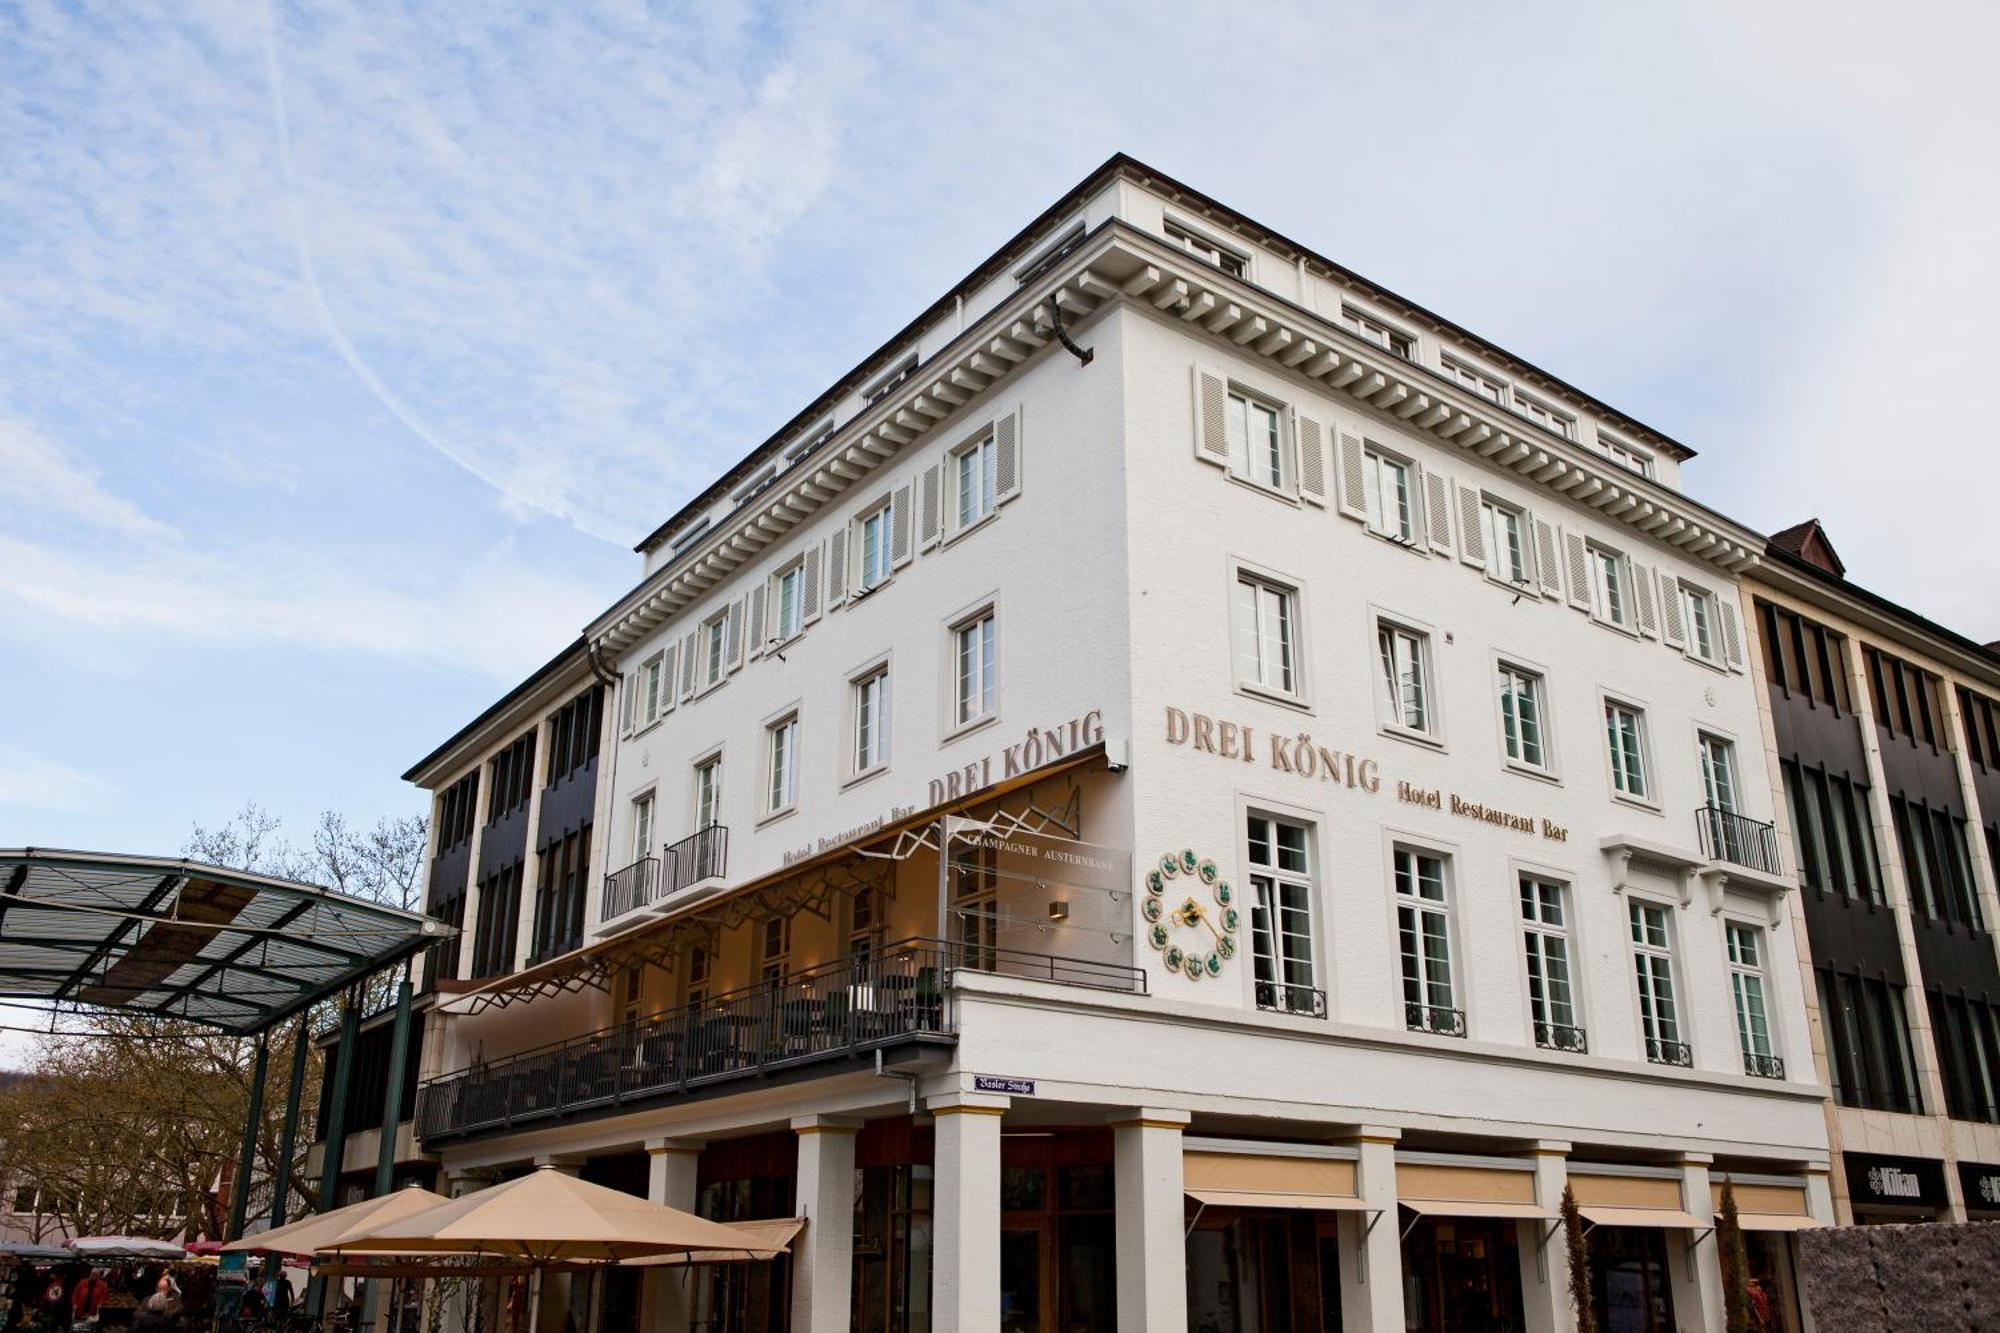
xmin=732 ymin=465 xmax=778 ymax=506
xmin=1595 ymin=429 xmax=1655 ymax=479
xmin=1442 ymin=354 xmax=1506 ymax=405
xmin=787 ymin=418 xmax=836 ymax=462
xmin=669 ymin=517 xmax=711 ymax=556
xmin=1513 ymin=390 xmax=1575 ymax=441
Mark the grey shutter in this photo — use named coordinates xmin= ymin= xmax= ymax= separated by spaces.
xmin=803 ymin=543 xmax=824 ymax=624
xmin=1562 ymin=530 xmax=1592 ymax=612
xmin=995 ymin=409 xmax=1021 ymax=505
xmin=1296 ymin=412 xmax=1328 ymax=506
xmin=620 ymin=671 xmax=638 ymax=734
xmin=659 ymin=643 xmax=678 ymax=714
xmin=827 ymin=529 xmax=848 ymax=609
xmin=1193 ymin=365 xmax=1230 ymax=467
xmin=1720 ymin=598 xmax=1746 ymax=671
xmin=1407 ymin=464 xmax=1430 ymax=550
xmin=919 ymin=464 xmax=943 ymax=549
xmin=725 ymin=598 xmax=746 ymax=673
xmin=748 ymin=583 xmax=768 ymax=654
xmin=890 ymin=484 xmax=914 ymax=567
xmin=1456 ymin=485 xmax=1486 ymax=569
xmin=1659 ymin=573 xmax=1686 ymax=648
xmin=1336 ymin=430 xmax=1369 ymax=522
xmin=679 ymin=630 xmax=699 ymax=699
xmin=1632 ymin=563 xmax=1659 ymax=638
xmin=1533 ymin=520 xmax=1563 ymax=599
xmin=1422 ymin=468 xmax=1453 ymax=555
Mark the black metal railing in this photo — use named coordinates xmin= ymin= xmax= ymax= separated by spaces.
xmin=416 ymin=937 xmax=1145 ymax=1143
xmin=1646 ymin=1036 xmax=1695 ymax=1067
xmin=1743 ymin=1051 xmax=1786 ymax=1080
xmin=1696 ymin=805 xmax=1782 ymax=876
xmin=601 ymin=856 xmax=660 ymax=922
xmin=1535 ymin=1020 xmax=1589 ymax=1053
xmin=1405 ymin=1002 xmax=1467 ymax=1037
xmin=665 ymin=824 xmax=728 ymax=896
xmin=1256 ymin=981 xmax=1328 ymax=1018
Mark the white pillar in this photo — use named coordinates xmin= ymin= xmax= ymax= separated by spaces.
xmin=1518 ymin=1142 xmax=1573 ymax=1333
xmin=1666 ymin=1153 xmax=1724 ymax=1332
xmin=643 ymin=1139 xmax=701 ymax=1333
xmin=790 ymin=1116 xmax=859 ymax=1333
xmin=929 ymin=1091 xmax=1008 ymax=1333
xmin=1111 ymin=1109 xmax=1189 ymax=1333
xmin=1339 ymin=1128 xmax=1404 ymax=1333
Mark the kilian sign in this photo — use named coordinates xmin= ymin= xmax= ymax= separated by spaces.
xmin=1844 ymin=1152 xmax=1945 ymax=1212
xmin=1960 ymin=1162 xmax=2000 ymax=1213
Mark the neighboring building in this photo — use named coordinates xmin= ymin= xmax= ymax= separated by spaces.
xmin=402 ymin=156 xmax=1842 ymax=1333
xmin=1744 ymin=520 xmax=2000 ymax=1226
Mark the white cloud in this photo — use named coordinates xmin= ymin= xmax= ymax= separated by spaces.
xmin=0 ymin=744 xmax=111 ymax=815
xmin=0 ymin=417 xmax=175 ymax=541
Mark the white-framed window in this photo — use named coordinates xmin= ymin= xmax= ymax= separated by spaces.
xmin=1497 ymin=662 xmax=1547 ymax=770
xmin=1247 ymin=814 xmax=1316 ymax=1013
xmin=853 ymin=666 xmax=890 ymax=775
xmin=631 ymin=793 xmax=654 ymax=862
xmin=1521 ymin=876 xmax=1580 ymax=1049
xmin=1395 ymin=847 xmax=1459 ymax=1033
xmin=953 ymin=431 xmax=998 ymax=530
xmin=1698 ymin=731 xmax=1752 ymax=864
xmin=953 ymin=609 xmax=997 ymax=728
xmin=1514 ymin=390 xmax=1575 ymax=440
xmin=1682 ymin=583 xmax=1719 ymax=663
xmin=1481 ymin=498 xmax=1531 ymax=586
xmin=765 ymin=714 xmax=799 ymax=815
xmin=1233 ymin=572 xmax=1299 ymax=700
xmin=1165 ymin=218 xmax=1247 ymax=277
xmin=1630 ymin=900 xmax=1685 ymax=1063
xmin=759 ymin=914 xmax=791 ymax=982
xmin=1588 ymin=542 xmax=1631 ymax=628
xmin=866 ymin=354 xmax=917 ymax=405
xmin=1340 ymin=304 xmax=1414 ymax=360
xmin=1442 ymin=354 xmax=1506 ymax=404
xmin=772 ymin=563 xmax=804 ymax=642
xmin=1363 ymin=447 xmax=1416 ymax=542
xmin=692 ymin=754 xmax=721 ymax=831
xmin=684 ymin=943 xmax=711 ymax=1007
xmin=1726 ymin=922 xmax=1777 ymax=1074
xmin=631 ymin=653 xmax=665 ymax=730
xmin=1596 ymin=430 xmax=1654 ymax=478
xmin=703 ymin=614 xmax=728 ymax=687
xmin=1604 ymin=699 xmax=1650 ymax=801
xmin=857 ymin=505 xmax=892 ymax=593
xmin=1378 ymin=620 xmax=1434 ymax=736
xmin=1224 ymin=386 xmax=1287 ymax=490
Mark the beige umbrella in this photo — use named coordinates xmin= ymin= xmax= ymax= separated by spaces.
xmin=221 ymin=1186 xmax=451 ymax=1256
xmin=626 ymin=1217 xmax=805 ymax=1267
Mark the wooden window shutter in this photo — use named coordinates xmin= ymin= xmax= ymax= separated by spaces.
xmin=1295 ymin=412 xmax=1328 ymax=506
xmin=1532 ymin=519 xmax=1562 ymax=598
xmin=659 ymin=643 xmax=679 ymax=714
xmin=1336 ymin=430 xmax=1369 ymax=522
xmin=827 ymin=529 xmax=848 ymax=609
xmin=1631 ymin=563 xmax=1660 ymax=638
xmin=1659 ymin=574 xmax=1686 ymax=648
xmin=1422 ymin=468 xmax=1453 ymax=555
xmin=1720 ymin=598 xmax=1746 ymax=672
xmin=1562 ymin=530 xmax=1592 ymax=612
xmin=1407 ymin=464 xmax=1430 ymax=550
xmin=919 ymin=464 xmax=943 ymax=550
xmin=748 ymin=583 xmax=768 ymax=654
xmin=1192 ymin=365 xmax=1230 ymax=467
xmin=995 ymin=408 xmax=1022 ymax=505
xmin=803 ymin=543 xmax=824 ymax=623
xmin=1455 ymin=486 xmax=1486 ymax=569
xmin=679 ymin=630 xmax=699 ymax=699
xmin=891 ymin=484 xmax=914 ymax=567
xmin=725 ymin=598 xmax=746 ymax=673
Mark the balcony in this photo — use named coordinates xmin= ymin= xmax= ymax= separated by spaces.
xmin=1696 ymin=805 xmax=1782 ymax=877
xmin=665 ymin=824 xmax=728 ymax=897
xmin=1743 ymin=1051 xmax=1786 ymax=1080
xmin=1256 ymin=981 xmax=1328 ymax=1018
xmin=1534 ymin=1020 xmax=1589 ymax=1054
xmin=416 ymin=937 xmax=1146 ymax=1144
xmin=1646 ymin=1037 xmax=1694 ymax=1068
xmin=1405 ymin=1002 xmax=1467 ymax=1038
xmin=601 ymin=856 xmax=660 ymax=923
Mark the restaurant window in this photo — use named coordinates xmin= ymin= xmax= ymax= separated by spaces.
xmin=1604 ymin=699 xmax=1651 ymax=802
xmin=858 ymin=504 xmax=893 ymax=593
xmin=1630 ymin=901 xmax=1687 ymax=1065
xmin=693 ymin=754 xmax=722 ymax=831
xmin=1224 ymin=386 xmax=1286 ymax=491
xmin=951 ymin=839 xmax=998 ymax=971
xmin=684 ymin=945 xmax=711 ymax=1009
xmin=1396 ymin=847 xmax=1460 ymax=1035
xmin=1481 ymin=498 xmax=1532 ymax=586
xmin=766 ymin=715 xmax=800 ymax=816
xmin=1247 ymin=813 xmax=1316 ymax=1014
xmin=1756 ymin=600 xmax=1853 ymax=713
xmin=1889 ymin=794 xmax=1981 ymax=928
xmin=1781 ymin=759 xmax=1884 ymax=903
xmin=851 ymin=1164 xmax=934 ymax=1333
xmin=848 ymin=888 xmax=882 ymax=971
xmin=1233 ymin=572 xmax=1300 ymax=700
xmin=1339 ymin=303 xmax=1414 ymax=360
xmin=486 ymin=731 xmax=535 ymax=824
xmin=853 ymin=666 xmax=891 ymax=776
xmin=1726 ymin=923 xmax=1779 ymax=1077
xmin=1522 ymin=876 xmax=1581 ymax=1050
xmin=953 ymin=430 xmax=998 ymax=531
xmin=1497 ymin=662 xmax=1547 ymax=770
xmin=545 ymin=686 xmax=603 ymax=785
xmin=1927 ymin=989 xmax=2000 ymax=1123
xmin=953 ymin=609 xmax=997 ymax=729
xmin=1588 ymin=542 xmax=1631 ymax=628
xmin=1362 ymin=446 xmax=1416 ymax=542
xmin=1816 ymin=968 xmax=1924 ymax=1114
xmin=1165 ymin=217 xmax=1248 ymax=276
xmin=1589 ymin=1225 xmax=1675 ymax=1333
xmin=1378 ymin=620 xmax=1435 ymax=738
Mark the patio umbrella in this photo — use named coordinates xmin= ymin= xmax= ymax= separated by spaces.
xmin=626 ymin=1217 xmax=805 ymax=1266
xmin=69 ymin=1237 xmax=186 ymax=1261
xmin=220 ymin=1186 xmax=451 ymax=1257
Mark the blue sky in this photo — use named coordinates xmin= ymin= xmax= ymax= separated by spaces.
xmin=1 ymin=4 xmax=1994 ymax=933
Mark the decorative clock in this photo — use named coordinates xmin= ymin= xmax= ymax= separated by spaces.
xmin=1141 ymin=848 xmax=1240 ymax=981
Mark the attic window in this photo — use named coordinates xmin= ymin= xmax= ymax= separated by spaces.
xmin=1594 ymin=429 xmax=1654 ymax=479
xmin=1014 ymin=221 xmax=1086 ymax=285
xmin=732 ymin=465 xmax=779 ymax=505
xmin=669 ymin=517 xmax=711 ymax=555
xmin=865 ymin=355 xmax=919 ymax=405
xmin=787 ymin=418 xmax=836 ymax=462
xmin=1164 ymin=218 xmax=1247 ymax=277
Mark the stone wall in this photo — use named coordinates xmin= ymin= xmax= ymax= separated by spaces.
xmin=1798 ymin=1221 xmax=2000 ymax=1331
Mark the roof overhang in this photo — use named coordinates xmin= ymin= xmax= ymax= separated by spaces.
xmin=0 ymin=849 xmax=452 ymax=1035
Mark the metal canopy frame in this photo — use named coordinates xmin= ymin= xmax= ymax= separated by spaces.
xmin=0 ymin=848 xmax=451 ymax=1036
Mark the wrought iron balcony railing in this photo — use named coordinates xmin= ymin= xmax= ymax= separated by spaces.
xmin=1405 ymin=1002 xmax=1467 ymax=1037
xmin=601 ymin=856 xmax=660 ymax=922
xmin=1646 ymin=1036 xmax=1695 ymax=1067
xmin=1696 ymin=805 xmax=1782 ymax=876
xmin=1742 ymin=1051 xmax=1786 ymax=1080
xmin=1535 ymin=1020 xmax=1589 ymax=1054
xmin=1256 ymin=981 xmax=1328 ymax=1019
xmin=665 ymin=824 xmax=728 ymax=896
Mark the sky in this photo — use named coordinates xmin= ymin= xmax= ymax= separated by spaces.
xmin=1 ymin=1 xmax=1995 ymax=1061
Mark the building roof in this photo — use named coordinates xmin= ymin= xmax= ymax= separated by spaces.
xmin=1769 ymin=518 xmax=1846 ymax=577
xmin=401 ymin=636 xmax=595 ymax=786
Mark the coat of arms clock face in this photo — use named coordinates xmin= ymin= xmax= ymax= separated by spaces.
xmin=1142 ymin=849 xmax=1240 ymax=981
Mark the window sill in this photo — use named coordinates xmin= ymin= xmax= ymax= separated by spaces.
xmin=1610 ymin=791 xmax=1663 ymax=816
xmin=1365 ymin=527 xmax=1427 ymax=556
xmin=1379 ymin=723 xmax=1445 ymax=752
xmin=768 ymin=630 xmax=805 ymax=652
xmin=756 ymin=806 xmax=798 ymax=830
xmin=842 ymin=764 xmax=890 ymax=792
xmin=942 ymin=510 xmax=999 ymax=549
xmin=1223 ymin=472 xmax=1300 ymax=506
xmin=1235 ymin=682 xmax=1312 ymax=714
xmin=628 ymin=717 xmax=666 ymax=741
xmin=942 ymin=712 xmax=1000 ymax=747
xmin=696 ymin=678 xmax=728 ymax=700
xmin=1484 ymin=573 xmax=1541 ymax=599
xmin=1503 ymin=760 xmax=1561 ymax=787
xmin=1683 ymin=652 xmax=1729 ymax=675
xmin=849 ymin=579 xmax=891 ymax=605
xmin=1590 ymin=614 xmax=1641 ymax=639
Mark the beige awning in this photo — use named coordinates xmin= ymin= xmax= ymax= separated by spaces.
xmin=1187 ymin=1189 xmax=1372 ymax=1212
xmin=1400 ymin=1198 xmax=1555 ymax=1221
xmin=1733 ymin=1212 xmax=1822 ymax=1232
xmin=1396 ymin=1161 xmax=1550 ymax=1220
xmin=627 ymin=1218 xmax=806 ymax=1265
xmin=1183 ymin=1151 xmax=1365 ymax=1214
xmin=222 ymin=1187 xmax=451 ymax=1254
xmin=1580 ymin=1206 xmax=1705 ymax=1230
xmin=1713 ymin=1180 xmax=1817 ymax=1231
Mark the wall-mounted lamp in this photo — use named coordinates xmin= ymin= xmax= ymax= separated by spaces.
xmin=1046 ymin=900 xmax=1070 ymax=922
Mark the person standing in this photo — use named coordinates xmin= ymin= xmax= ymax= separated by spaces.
xmin=67 ymin=1272 xmax=108 ymax=1331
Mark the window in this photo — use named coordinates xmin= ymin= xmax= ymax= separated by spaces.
xmin=953 ymin=610 xmax=997 ymax=728
xmin=773 ymin=564 xmax=804 ymax=641
xmin=631 ymin=654 xmax=665 ymax=730
xmin=1781 ymin=759 xmax=1883 ymax=903
xmin=1890 ymin=794 xmax=1982 ymax=928
xmin=1247 ymin=815 xmax=1317 ymax=1014
xmin=1339 ymin=304 xmax=1413 ymax=360
xmin=693 ymin=756 xmax=721 ymax=831
xmin=1817 ymin=968 xmax=1923 ymax=1113
xmin=684 ymin=944 xmax=711 ymax=1009
xmin=1395 ymin=848 xmax=1460 ymax=1034
xmin=1233 ymin=574 xmax=1299 ymax=699
xmin=1442 ymin=354 xmax=1506 ymax=404
xmin=951 ymin=839 xmax=998 ymax=971
xmin=1378 ymin=622 xmax=1433 ymax=736
xmin=766 ymin=715 xmax=799 ymax=815
xmin=866 ymin=355 xmax=917 ymax=405
xmin=954 ymin=432 xmax=998 ymax=530
xmin=1521 ymin=877 xmax=1581 ymax=1050
xmin=631 ymin=793 xmax=654 ymax=862
xmin=1864 ymin=646 xmax=1945 ymax=747
xmin=1596 ymin=431 xmax=1654 ymax=478
xmin=1481 ymin=499 xmax=1531 ymax=586
xmin=1224 ymin=388 xmax=1286 ymax=490
xmin=1757 ymin=600 xmax=1853 ymax=712
xmin=1683 ymin=584 xmax=1719 ymax=663
xmin=1629 ymin=901 xmax=1686 ymax=1064
xmin=703 ymin=615 xmax=727 ymax=688
xmin=849 ymin=888 xmax=882 ymax=970
xmin=1497 ymin=663 xmax=1547 ymax=770
xmin=858 ymin=506 xmax=892 ymax=592
xmin=1928 ymin=989 xmax=2000 ymax=1123
xmin=1362 ymin=447 xmax=1416 ymax=542
xmin=1588 ymin=543 xmax=1630 ymax=627
xmin=1513 ymin=391 xmax=1574 ymax=440
xmin=436 ymin=772 xmax=479 ymax=853
xmin=486 ymin=731 xmax=535 ymax=824
xmin=1726 ymin=923 xmax=1779 ymax=1077
xmin=545 ymin=687 xmax=603 ymax=785
xmin=1699 ymin=734 xmax=1738 ymax=812
xmin=759 ymin=915 xmax=791 ymax=982
xmin=1604 ymin=701 xmax=1650 ymax=800
xmin=1165 ymin=219 xmax=1247 ymax=276
xmin=853 ymin=667 xmax=890 ymax=773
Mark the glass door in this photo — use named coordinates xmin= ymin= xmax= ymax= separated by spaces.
xmin=1000 ymin=1224 xmax=1048 ymax=1332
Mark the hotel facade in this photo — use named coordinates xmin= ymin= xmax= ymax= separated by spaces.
xmin=351 ymin=156 xmax=1970 ymax=1333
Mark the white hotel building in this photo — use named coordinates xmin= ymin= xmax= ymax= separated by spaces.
xmin=399 ymin=156 xmax=1833 ymax=1333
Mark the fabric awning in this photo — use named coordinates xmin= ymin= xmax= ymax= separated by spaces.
xmin=1400 ymin=1198 xmax=1554 ymax=1221
xmin=1733 ymin=1212 xmax=1822 ymax=1232
xmin=1580 ymin=1206 xmax=1705 ymax=1229
xmin=628 ymin=1218 xmax=805 ymax=1265
xmin=1187 ymin=1189 xmax=1371 ymax=1212
xmin=1183 ymin=1150 xmax=1364 ymax=1216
